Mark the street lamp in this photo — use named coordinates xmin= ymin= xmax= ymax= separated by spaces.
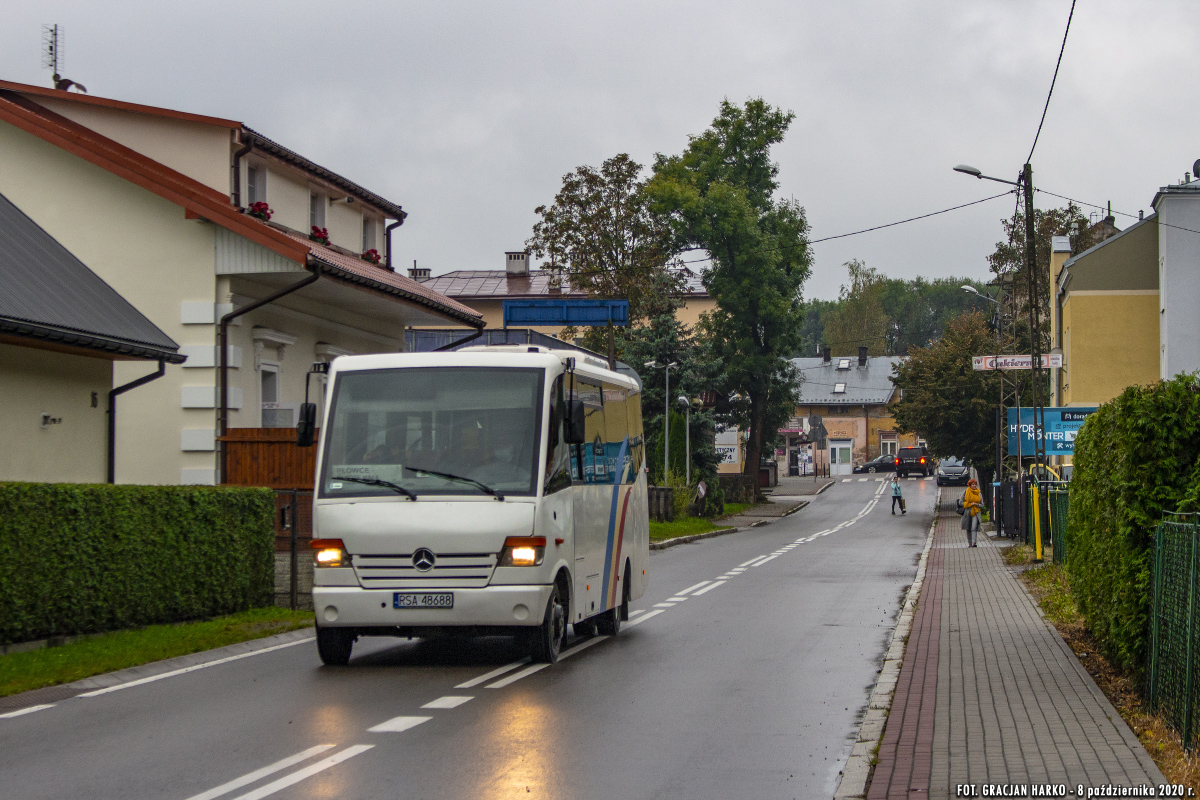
xmin=644 ymin=360 xmax=678 ymax=481
xmin=961 ymin=285 xmax=999 ymax=305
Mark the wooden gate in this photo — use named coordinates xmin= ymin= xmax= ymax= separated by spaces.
xmin=219 ymin=428 xmax=317 ymax=490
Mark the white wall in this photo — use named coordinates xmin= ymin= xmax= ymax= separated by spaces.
xmin=0 ymin=122 xmax=217 ymax=485
xmin=1156 ymin=185 xmax=1200 ymax=380
xmin=325 ymin=200 xmax=363 ymax=253
xmin=30 ymin=97 xmax=233 ymax=193
xmin=0 ymin=343 xmax=111 ymax=483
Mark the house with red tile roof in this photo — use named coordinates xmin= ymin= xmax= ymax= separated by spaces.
xmin=0 ymin=80 xmax=480 ymax=486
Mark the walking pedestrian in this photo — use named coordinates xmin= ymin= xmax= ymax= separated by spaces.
xmin=891 ymin=475 xmax=905 ymax=515
xmin=962 ymin=478 xmax=983 ymax=547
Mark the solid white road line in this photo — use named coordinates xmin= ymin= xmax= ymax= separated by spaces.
xmin=0 ymin=704 xmax=55 ymax=719
xmin=624 ymin=609 xmax=665 ymax=627
xmin=184 ymin=745 xmax=335 ymax=800
xmin=486 ymin=663 xmax=550 ymax=689
xmin=677 ymin=581 xmax=712 ymax=595
xmin=78 ymin=637 xmax=314 ymax=698
xmin=455 ymin=658 xmax=529 ymax=689
xmin=558 ymin=635 xmax=608 ymax=660
xmin=229 ymin=745 xmax=374 ymax=800
xmin=421 ymin=696 xmax=473 ymax=709
xmin=368 ymin=715 xmax=432 ymax=733
xmin=691 ymin=581 xmax=727 ymax=596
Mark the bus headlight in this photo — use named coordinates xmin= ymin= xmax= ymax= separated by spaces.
xmin=499 ymin=536 xmax=546 ymax=567
xmin=312 ymin=539 xmax=348 ymax=568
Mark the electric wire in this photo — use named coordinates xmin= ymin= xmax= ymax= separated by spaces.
xmin=1027 ymin=0 xmax=1078 ymax=163
xmin=1034 ymin=187 xmax=1200 ymax=237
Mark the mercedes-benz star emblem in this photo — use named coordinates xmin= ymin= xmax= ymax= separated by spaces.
xmin=412 ymin=548 xmax=436 ymax=572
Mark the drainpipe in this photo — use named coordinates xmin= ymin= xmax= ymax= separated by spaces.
xmin=108 ymin=360 xmax=167 ymax=483
xmin=385 ymin=219 xmax=404 ymax=273
xmin=231 ymin=136 xmax=253 ymax=208
xmin=218 ymin=265 xmax=321 ymax=484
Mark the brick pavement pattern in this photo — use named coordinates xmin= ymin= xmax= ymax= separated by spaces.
xmin=867 ymin=510 xmax=1164 ymax=799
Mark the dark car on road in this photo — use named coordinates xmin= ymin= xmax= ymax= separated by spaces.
xmin=935 ymin=456 xmax=971 ymax=486
xmin=853 ymin=455 xmax=897 ymax=474
xmin=894 ymin=446 xmax=932 ymax=477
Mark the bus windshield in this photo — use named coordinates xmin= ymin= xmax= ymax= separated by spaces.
xmin=320 ymin=367 xmax=544 ymax=498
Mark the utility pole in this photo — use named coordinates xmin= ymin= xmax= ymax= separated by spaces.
xmin=1022 ymin=163 xmax=1046 ymax=471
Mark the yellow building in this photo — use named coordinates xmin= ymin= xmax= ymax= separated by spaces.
xmin=1050 ymin=218 xmax=1160 ymax=409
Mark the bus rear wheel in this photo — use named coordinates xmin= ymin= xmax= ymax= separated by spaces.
xmin=597 ymin=565 xmax=630 ymax=636
xmin=528 ymin=585 xmax=566 ymax=663
xmin=316 ymin=627 xmax=354 ymax=666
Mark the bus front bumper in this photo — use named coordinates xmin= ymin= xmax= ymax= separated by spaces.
xmin=312 ymin=585 xmax=554 ymax=629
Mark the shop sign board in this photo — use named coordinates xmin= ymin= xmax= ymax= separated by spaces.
xmin=1006 ymin=407 xmax=1098 ymax=456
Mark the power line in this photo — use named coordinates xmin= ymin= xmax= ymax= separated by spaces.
xmin=675 ymin=191 xmax=1015 ymax=266
xmin=1034 ymin=187 xmax=1200 ymax=237
xmin=1027 ymin=0 xmax=1078 ymax=163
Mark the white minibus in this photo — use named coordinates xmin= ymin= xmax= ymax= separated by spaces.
xmin=305 ymin=346 xmax=650 ymax=665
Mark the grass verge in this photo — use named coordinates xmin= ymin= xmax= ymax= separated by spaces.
xmin=0 ymin=607 xmax=313 ymax=698
xmin=1001 ymin=544 xmax=1034 ymax=566
xmin=1018 ymin=564 xmax=1200 ymax=787
xmin=719 ymin=502 xmax=754 ymax=518
xmin=649 ymin=516 xmax=734 ymax=542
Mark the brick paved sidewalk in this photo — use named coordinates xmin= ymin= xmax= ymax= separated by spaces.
xmin=866 ymin=511 xmax=1164 ymax=798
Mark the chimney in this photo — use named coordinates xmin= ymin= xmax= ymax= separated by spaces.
xmin=408 ymin=260 xmax=430 ymax=281
xmin=858 ymin=346 xmax=868 ymax=366
xmin=505 ymin=251 xmax=529 ymax=277
xmin=822 ymin=346 xmax=831 ymax=363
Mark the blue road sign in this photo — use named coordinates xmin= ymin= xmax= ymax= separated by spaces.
xmin=1006 ymin=407 xmax=1098 ymax=456
xmin=502 ymin=299 xmax=629 ymax=328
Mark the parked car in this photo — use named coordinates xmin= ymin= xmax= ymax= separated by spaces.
xmin=894 ymin=446 xmax=932 ymax=477
xmin=936 ymin=456 xmax=971 ymax=487
xmin=854 ymin=455 xmax=897 ymax=474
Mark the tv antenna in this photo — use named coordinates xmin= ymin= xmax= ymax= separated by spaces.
xmin=42 ymin=24 xmax=87 ymax=93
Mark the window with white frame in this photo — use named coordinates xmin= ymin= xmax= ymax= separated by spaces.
xmin=833 ymin=382 xmax=846 ymax=394
xmin=362 ymin=217 xmax=377 ymax=251
xmin=259 ymin=363 xmax=293 ymax=428
xmin=310 ymin=191 xmax=326 ymax=230
xmin=247 ymin=165 xmax=265 ymax=204
xmin=881 ymin=433 xmax=898 ymax=455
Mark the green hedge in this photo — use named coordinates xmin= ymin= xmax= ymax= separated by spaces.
xmin=1068 ymin=375 xmax=1200 ymax=675
xmin=0 ymin=483 xmax=276 ymax=645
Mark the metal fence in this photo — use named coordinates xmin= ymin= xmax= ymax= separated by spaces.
xmin=1148 ymin=513 xmax=1200 ymax=749
xmin=1047 ymin=488 xmax=1070 ymax=564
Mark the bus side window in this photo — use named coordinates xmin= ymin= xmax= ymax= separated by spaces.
xmin=603 ymin=383 xmax=630 ymax=484
xmin=580 ymin=381 xmax=605 ymax=484
xmin=625 ymin=389 xmax=644 ymax=483
xmin=544 ymin=376 xmax=571 ymax=494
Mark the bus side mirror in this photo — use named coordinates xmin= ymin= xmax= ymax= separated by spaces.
xmin=565 ymin=398 xmax=586 ymax=444
xmin=296 ymin=403 xmax=317 ymax=447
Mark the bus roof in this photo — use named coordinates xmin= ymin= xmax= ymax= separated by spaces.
xmin=327 ymin=346 xmax=641 ymax=390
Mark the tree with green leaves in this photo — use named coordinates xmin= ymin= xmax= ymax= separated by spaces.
xmin=647 ymin=99 xmax=811 ymax=480
xmin=526 ymin=153 xmax=683 ymax=328
xmin=823 ymin=259 xmax=888 ymax=356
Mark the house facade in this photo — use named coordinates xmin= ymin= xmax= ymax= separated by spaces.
xmin=784 ymin=352 xmax=919 ymax=476
xmin=0 ymin=81 xmax=480 ymax=486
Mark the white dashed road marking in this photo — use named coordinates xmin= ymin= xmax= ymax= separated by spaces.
xmin=677 ymin=581 xmax=712 ymax=595
xmin=691 ymin=581 xmax=727 ymax=596
xmin=455 ymin=658 xmax=529 ymax=689
xmin=486 ymin=663 xmax=550 ymax=689
xmin=228 ymin=745 xmax=374 ymax=800
xmin=624 ymin=609 xmax=665 ymax=627
xmin=183 ymin=745 xmax=336 ymax=800
xmin=421 ymin=696 xmax=473 ymax=709
xmin=368 ymin=716 xmax=432 ymax=733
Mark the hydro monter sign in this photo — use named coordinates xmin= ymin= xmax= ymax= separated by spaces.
xmin=1006 ymin=408 xmax=1098 ymax=456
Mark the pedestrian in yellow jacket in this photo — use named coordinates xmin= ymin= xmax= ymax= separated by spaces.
xmin=962 ymin=479 xmax=983 ymax=548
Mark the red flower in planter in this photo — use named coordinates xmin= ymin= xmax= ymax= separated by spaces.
xmin=361 ymin=248 xmax=382 ymax=265
xmin=310 ymin=226 xmax=330 ymax=245
xmin=247 ymin=201 xmax=273 ymax=221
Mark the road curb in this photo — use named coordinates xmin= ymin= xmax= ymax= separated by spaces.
xmin=815 ymin=480 xmax=835 ymax=495
xmin=649 ymin=501 xmax=810 ymax=551
xmin=833 ymin=490 xmax=940 ymax=799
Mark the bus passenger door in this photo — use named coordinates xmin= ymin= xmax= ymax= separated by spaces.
xmin=571 ymin=380 xmax=607 ymax=622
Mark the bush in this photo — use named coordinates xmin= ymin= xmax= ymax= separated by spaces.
xmin=1067 ymin=375 xmax=1200 ymax=676
xmin=0 ymin=483 xmax=276 ymax=645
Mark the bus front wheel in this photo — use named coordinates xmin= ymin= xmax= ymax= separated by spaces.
xmin=316 ymin=627 xmax=354 ymax=666
xmin=528 ymin=585 xmax=566 ymax=663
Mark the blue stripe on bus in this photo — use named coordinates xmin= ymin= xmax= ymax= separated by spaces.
xmin=600 ymin=436 xmax=630 ymax=608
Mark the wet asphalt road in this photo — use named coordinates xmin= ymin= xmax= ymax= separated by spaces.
xmin=1 ymin=477 xmax=936 ymax=800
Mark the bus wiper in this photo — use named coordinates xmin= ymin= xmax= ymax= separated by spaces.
xmin=330 ymin=475 xmax=417 ymax=500
xmin=410 ymin=468 xmax=504 ymax=500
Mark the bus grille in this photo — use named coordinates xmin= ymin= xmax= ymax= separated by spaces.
xmin=351 ymin=552 xmax=497 ymax=589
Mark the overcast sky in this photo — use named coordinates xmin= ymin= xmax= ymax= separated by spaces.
xmin=5 ymin=1 xmax=1198 ymax=300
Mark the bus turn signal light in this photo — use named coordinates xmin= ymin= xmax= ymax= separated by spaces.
xmin=311 ymin=539 xmax=347 ymax=568
xmin=499 ymin=536 xmax=546 ymax=567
